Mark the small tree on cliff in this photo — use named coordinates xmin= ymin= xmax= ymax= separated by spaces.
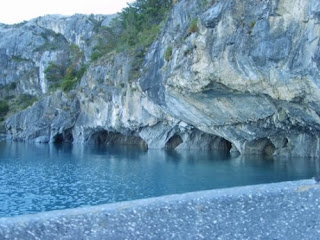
xmin=91 ymin=0 xmax=172 ymax=60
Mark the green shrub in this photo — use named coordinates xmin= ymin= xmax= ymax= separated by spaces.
xmin=60 ymin=65 xmax=86 ymax=92
xmin=90 ymin=51 xmax=103 ymax=61
xmin=45 ymin=60 xmax=87 ymax=92
xmin=0 ymin=94 xmax=38 ymax=120
xmin=3 ymin=82 xmax=17 ymax=91
xmin=17 ymin=94 xmax=38 ymax=109
xmin=61 ymin=79 xmax=78 ymax=92
xmin=44 ymin=62 xmax=66 ymax=82
xmin=135 ymin=24 xmax=161 ymax=50
xmin=8 ymin=82 xmax=17 ymax=90
xmin=70 ymin=44 xmax=82 ymax=58
xmin=187 ymin=18 xmax=198 ymax=34
xmin=76 ymin=66 xmax=87 ymax=80
xmin=128 ymin=48 xmax=146 ymax=82
xmin=45 ymin=42 xmax=86 ymax=91
xmin=90 ymin=0 xmax=172 ymax=61
xmin=250 ymin=21 xmax=256 ymax=29
xmin=248 ymin=21 xmax=256 ymax=35
xmin=0 ymin=100 xmax=9 ymax=116
xmin=11 ymin=56 xmax=27 ymax=62
xmin=165 ymin=46 xmax=173 ymax=62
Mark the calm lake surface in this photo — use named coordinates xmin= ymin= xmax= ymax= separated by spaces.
xmin=0 ymin=141 xmax=319 ymax=217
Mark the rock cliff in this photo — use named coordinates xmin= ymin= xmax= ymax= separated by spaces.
xmin=4 ymin=0 xmax=320 ymax=158
xmin=0 ymin=14 xmax=114 ymax=95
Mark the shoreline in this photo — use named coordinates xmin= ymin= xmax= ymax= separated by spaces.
xmin=1 ymin=179 xmax=319 ymax=239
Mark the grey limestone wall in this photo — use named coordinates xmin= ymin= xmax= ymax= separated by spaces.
xmin=0 ymin=180 xmax=319 ymax=239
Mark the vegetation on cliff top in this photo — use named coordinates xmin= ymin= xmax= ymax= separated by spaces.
xmin=91 ymin=0 xmax=172 ymax=60
xmin=44 ymin=0 xmax=173 ymax=92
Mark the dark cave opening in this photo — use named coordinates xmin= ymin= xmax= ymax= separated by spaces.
xmin=165 ymin=135 xmax=183 ymax=149
xmin=245 ymin=138 xmax=276 ymax=156
xmin=209 ymin=137 xmax=232 ymax=152
xmin=263 ymin=140 xmax=276 ymax=156
xmin=164 ymin=132 xmax=233 ymax=152
xmin=90 ymin=130 xmax=147 ymax=148
xmin=52 ymin=129 xmax=74 ymax=143
xmin=53 ymin=134 xmax=64 ymax=143
xmin=63 ymin=129 xmax=74 ymax=143
xmin=92 ymin=130 xmax=109 ymax=144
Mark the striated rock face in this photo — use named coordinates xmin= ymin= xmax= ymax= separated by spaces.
xmin=6 ymin=91 xmax=79 ymax=142
xmin=0 ymin=20 xmax=68 ymax=95
xmin=35 ymin=14 xmax=116 ymax=61
xmin=0 ymin=14 xmax=112 ymax=96
xmin=141 ymin=0 xmax=320 ymax=157
xmin=5 ymin=0 xmax=320 ymax=158
xmin=72 ymin=53 xmax=170 ymax=147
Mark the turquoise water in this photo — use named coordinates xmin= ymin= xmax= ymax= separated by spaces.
xmin=0 ymin=141 xmax=319 ymax=217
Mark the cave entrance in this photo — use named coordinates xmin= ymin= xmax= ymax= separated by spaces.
xmin=187 ymin=130 xmax=233 ymax=152
xmin=90 ymin=130 xmax=147 ymax=148
xmin=164 ymin=131 xmax=233 ymax=152
xmin=53 ymin=134 xmax=64 ymax=143
xmin=245 ymin=138 xmax=275 ymax=156
xmin=263 ymin=141 xmax=276 ymax=156
xmin=209 ymin=136 xmax=232 ymax=152
xmin=165 ymin=135 xmax=183 ymax=149
xmin=52 ymin=129 xmax=74 ymax=143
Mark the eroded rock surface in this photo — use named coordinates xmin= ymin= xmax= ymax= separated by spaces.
xmin=141 ymin=0 xmax=320 ymax=157
xmin=5 ymin=0 xmax=320 ymax=158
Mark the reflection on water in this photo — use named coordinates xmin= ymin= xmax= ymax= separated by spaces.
xmin=0 ymin=141 xmax=319 ymax=217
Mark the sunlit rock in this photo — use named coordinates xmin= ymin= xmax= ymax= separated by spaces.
xmin=5 ymin=0 xmax=320 ymax=158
